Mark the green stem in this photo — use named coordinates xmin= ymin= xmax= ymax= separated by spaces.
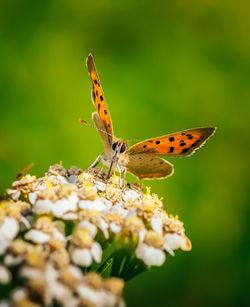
xmin=119 ymin=255 xmax=147 ymax=281
xmin=97 ymin=252 xmax=114 ymax=277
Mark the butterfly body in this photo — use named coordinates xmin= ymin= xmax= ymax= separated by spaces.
xmin=84 ymin=54 xmax=216 ymax=182
xmin=100 ymin=139 xmax=128 ymax=172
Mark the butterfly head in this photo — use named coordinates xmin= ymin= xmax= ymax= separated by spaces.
xmin=112 ymin=140 xmax=128 ymax=159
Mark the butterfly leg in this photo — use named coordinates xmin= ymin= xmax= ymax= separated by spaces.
xmin=87 ymin=155 xmax=102 ymax=172
xmin=97 ymin=166 xmax=104 ymax=177
xmin=117 ymin=164 xmax=122 ymax=187
xmin=122 ymin=168 xmax=127 ymax=189
xmin=106 ymin=160 xmax=113 ymax=180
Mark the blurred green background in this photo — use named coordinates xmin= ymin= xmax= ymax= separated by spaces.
xmin=0 ymin=0 xmax=249 ymax=306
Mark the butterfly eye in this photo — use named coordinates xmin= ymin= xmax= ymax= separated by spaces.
xmin=112 ymin=142 xmax=118 ymax=151
xmin=120 ymin=143 xmax=126 ymax=153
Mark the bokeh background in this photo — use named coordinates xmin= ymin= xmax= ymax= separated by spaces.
xmin=0 ymin=0 xmax=249 ymax=306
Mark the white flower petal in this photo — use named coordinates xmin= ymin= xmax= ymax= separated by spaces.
xmin=20 ymin=266 xmax=43 ymax=280
xmin=34 ymin=199 xmax=52 ymax=214
xmin=127 ymin=207 xmax=137 ymax=217
xmin=28 ymin=191 xmax=38 ymax=205
xmin=135 ymin=243 xmax=165 ymax=266
xmin=24 ymin=229 xmax=50 ymax=244
xmin=4 ymin=254 xmax=24 ymax=266
xmin=77 ymin=285 xmax=100 ymax=305
xmin=111 ymin=204 xmax=128 ymax=218
xmin=77 ymin=221 xmax=97 ymax=237
xmin=0 ymin=241 xmax=9 ymax=255
xmin=164 ymin=233 xmax=184 ymax=249
xmin=53 ymin=220 xmax=65 ymax=235
xmin=91 ymin=242 xmax=102 ymax=263
xmin=95 ymin=180 xmax=106 ymax=191
xmin=79 ymin=199 xmax=107 ymax=212
xmin=45 ymin=262 xmax=58 ymax=281
xmin=0 ymin=218 xmax=19 ymax=241
xmin=63 ymin=297 xmax=80 ymax=307
xmin=151 ymin=217 xmax=163 ymax=234
xmin=0 ymin=300 xmax=9 ymax=307
xmin=138 ymin=228 xmax=147 ymax=242
xmin=62 ymin=212 xmax=78 ymax=220
xmin=163 ymin=233 xmax=185 ymax=255
xmin=53 ymin=229 xmax=66 ymax=243
xmin=49 ymin=281 xmax=72 ymax=301
xmin=110 ymin=223 xmax=121 ymax=234
xmin=122 ymin=190 xmax=140 ymax=202
xmin=51 ymin=198 xmax=77 ymax=217
xmin=65 ymin=265 xmax=82 ymax=281
xmin=54 ymin=175 xmax=69 ymax=185
xmin=11 ymin=288 xmax=28 ymax=303
xmin=6 ymin=189 xmax=21 ymax=201
xmin=0 ymin=265 xmax=11 ymax=284
xmin=68 ymin=193 xmax=79 ymax=203
xmin=99 ymin=219 xmax=109 ymax=239
xmin=77 ymin=285 xmax=116 ymax=307
xmin=20 ymin=216 xmax=31 ymax=230
xmin=71 ymin=248 xmax=92 ymax=267
xmin=101 ymin=198 xmax=112 ymax=210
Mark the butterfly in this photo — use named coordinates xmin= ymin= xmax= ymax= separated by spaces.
xmin=82 ymin=53 xmax=216 ymax=184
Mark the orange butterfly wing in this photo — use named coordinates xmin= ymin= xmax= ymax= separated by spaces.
xmin=86 ymin=54 xmax=113 ymax=146
xmin=119 ymin=153 xmax=174 ymax=179
xmin=126 ymin=127 xmax=216 ymax=157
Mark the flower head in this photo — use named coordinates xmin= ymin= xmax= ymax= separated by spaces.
xmin=0 ymin=163 xmax=191 ymax=306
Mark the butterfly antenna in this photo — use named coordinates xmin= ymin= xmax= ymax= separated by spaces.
xmin=79 ymin=118 xmax=118 ymax=141
xmin=126 ymin=139 xmax=142 ymax=143
xmin=16 ymin=162 xmax=35 ymax=179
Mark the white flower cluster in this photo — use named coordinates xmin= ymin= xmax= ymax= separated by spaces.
xmin=0 ymin=163 xmax=191 ymax=306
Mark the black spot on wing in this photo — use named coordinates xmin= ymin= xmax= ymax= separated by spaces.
xmin=180 ymin=142 xmax=186 ymax=147
xmin=92 ymin=90 xmax=96 ymax=101
xmin=181 ymin=148 xmax=189 ymax=154
xmin=169 ymin=147 xmax=174 ymax=153
xmin=169 ymin=137 xmax=175 ymax=142
xmin=191 ymin=139 xmax=201 ymax=147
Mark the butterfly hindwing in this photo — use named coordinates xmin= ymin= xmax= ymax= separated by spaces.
xmin=86 ymin=54 xmax=113 ymax=146
xmin=126 ymin=127 xmax=216 ymax=157
xmin=119 ymin=153 xmax=174 ymax=179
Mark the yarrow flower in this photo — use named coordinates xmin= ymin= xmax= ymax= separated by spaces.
xmin=0 ymin=163 xmax=191 ymax=306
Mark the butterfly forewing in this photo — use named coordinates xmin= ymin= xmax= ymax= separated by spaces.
xmin=126 ymin=127 xmax=216 ymax=157
xmin=86 ymin=54 xmax=113 ymax=146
